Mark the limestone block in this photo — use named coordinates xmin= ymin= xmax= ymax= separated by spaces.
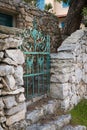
xmin=16 ymin=93 xmax=25 ymax=103
xmin=43 ymin=100 xmax=59 ymax=114
xmin=75 ymin=67 xmax=82 ymax=84
xmin=0 ymin=125 xmax=3 ymax=130
xmin=5 ymin=49 xmax=25 ymax=65
xmin=82 ymin=53 xmax=87 ymax=63
xmin=5 ymin=75 xmax=16 ymax=90
xmin=0 ymin=52 xmax=4 ymax=59
xmin=27 ymin=109 xmax=44 ymax=124
xmin=51 ymin=52 xmax=74 ymax=60
xmin=58 ymin=43 xmax=75 ymax=52
xmin=54 ymin=114 xmax=71 ymax=129
xmin=0 ymin=83 xmax=3 ymax=88
xmin=0 ymin=65 xmax=14 ymax=76
xmin=62 ymin=125 xmax=86 ymax=130
xmin=3 ymin=58 xmax=18 ymax=66
xmin=50 ymin=83 xmax=69 ymax=99
xmin=0 ymin=116 xmax=6 ymax=123
xmin=5 ymin=102 xmax=26 ymax=116
xmin=40 ymin=124 xmax=56 ymax=130
xmin=6 ymin=109 xmax=26 ymax=126
xmin=0 ymin=33 xmax=9 ymax=39
xmin=61 ymin=97 xmax=70 ymax=110
xmin=0 ymin=37 xmax=22 ymax=50
xmin=14 ymin=66 xmax=23 ymax=85
xmin=0 ymin=98 xmax=4 ymax=110
xmin=51 ymin=73 xmax=70 ymax=83
xmin=3 ymin=96 xmax=17 ymax=109
xmin=1 ymin=87 xmax=24 ymax=95
xmin=0 ymin=110 xmax=4 ymax=117
xmin=84 ymin=63 xmax=87 ymax=72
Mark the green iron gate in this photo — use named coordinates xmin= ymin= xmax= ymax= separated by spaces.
xmin=21 ymin=20 xmax=50 ymax=99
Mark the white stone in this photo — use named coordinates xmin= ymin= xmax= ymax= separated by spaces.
xmin=5 ymin=49 xmax=25 ymax=65
xmin=75 ymin=67 xmax=82 ymax=84
xmin=0 ymin=52 xmax=4 ymax=59
xmin=3 ymin=96 xmax=17 ymax=109
xmin=61 ymin=97 xmax=70 ymax=110
xmin=0 ymin=98 xmax=4 ymax=110
xmin=27 ymin=109 xmax=44 ymax=124
xmin=14 ymin=66 xmax=23 ymax=85
xmin=58 ymin=43 xmax=75 ymax=52
xmin=0 ymin=125 xmax=3 ymax=130
xmin=6 ymin=109 xmax=26 ymax=126
xmin=5 ymin=75 xmax=16 ymax=90
xmin=0 ymin=65 xmax=14 ymax=76
xmin=51 ymin=52 xmax=74 ymax=60
xmin=50 ymin=83 xmax=69 ymax=99
xmin=40 ymin=124 xmax=56 ymax=130
xmin=0 ymin=83 xmax=3 ymax=88
xmin=1 ymin=87 xmax=24 ymax=95
xmin=43 ymin=100 xmax=59 ymax=114
xmin=5 ymin=102 xmax=26 ymax=116
xmin=54 ymin=114 xmax=71 ymax=129
xmin=3 ymin=58 xmax=18 ymax=66
xmin=0 ymin=110 xmax=4 ymax=116
xmin=51 ymin=73 xmax=70 ymax=83
xmin=0 ymin=116 xmax=6 ymax=123
xmin=0 ymin=37 xmax=22 ymax=50
xmin=16 ymin=93 xmax=25 ymax=103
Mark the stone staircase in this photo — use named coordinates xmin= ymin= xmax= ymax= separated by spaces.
xmin=26 ymin=97 xmax=70 ymax=130
xmin=26 ymin=96 xmax=87 ymax=130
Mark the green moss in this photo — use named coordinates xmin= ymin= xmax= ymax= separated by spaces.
xmin=69 ymin=99 xmax=87 ymax=126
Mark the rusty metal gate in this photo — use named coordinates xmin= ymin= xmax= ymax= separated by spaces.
xmin=20 ymin=19 xmax=50 ymax=99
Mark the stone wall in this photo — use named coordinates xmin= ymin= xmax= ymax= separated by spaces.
xmin=50 ymin=29 xmax=87 ymax=110
xmin=0 ymin=0 xmax=62 ymax=52
xmin=0 ymin=26 xmax=26 ymax=130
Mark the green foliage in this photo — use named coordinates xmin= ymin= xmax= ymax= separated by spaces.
xmin=45 ymin=3 xmax=52 ymax=11
xmin=82 ymin=7 xmax=87 ymax=16
xmin=23 ymin=0 xmax=37 ymax=6
xmin=69 ymin=99 xmax=87 ymax=126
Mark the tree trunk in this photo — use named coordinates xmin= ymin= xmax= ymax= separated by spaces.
xmin=63 ymin=0 xmax=87 ymax=35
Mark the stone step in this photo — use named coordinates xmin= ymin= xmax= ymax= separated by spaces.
xmin=62 ymin=125 xmax=87 ymax=130
xmin=26 ymin=97 xmax=60 ymax=125
xmin=26 ymin=114 xmax=71 ymax=130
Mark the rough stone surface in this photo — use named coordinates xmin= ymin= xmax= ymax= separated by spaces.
xmin=5 ymin=75 xmax=16 ymax=91
xmin=51 ymin=29 xmax=87 ymax=110
xmin=5 ymin=102 xmax=26 ymax=116
xmin=5 ymin=49 xmax=25 ymax=65
xmin=6 ymin=109 xmax=26 ymax=126
xmin=0 ymin=35 xmax=22 ymax=50
xmin=0 ymin=98 xmax=4 ymax=110
xmin=27 ymin=109 xmax=44 ymax=124
xmin=62 ymin=125 xmax=87 ymax=130
xmin=0 ymin=0 xmax=62 ymax=53
xmin=0 ymin=65 xmax=14 ymax=76
xmin=0 ymin=125 xmax=3 ymax=130
xmin=14 ymin=66 xmax=24 ymax=85
xmin=0 ymin=29 xmax=26 ymax=130
xmin=3 ymin=96 xmax=17 ymax=109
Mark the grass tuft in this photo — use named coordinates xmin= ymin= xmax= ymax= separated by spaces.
xmin=69 ymin=99 xmax=87 ymax=126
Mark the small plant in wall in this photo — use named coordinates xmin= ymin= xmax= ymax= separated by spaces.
xmin=44 ymin=3 xmax=53 ymax=12
xmin=82 ymin=7 xmax=87 ymax=27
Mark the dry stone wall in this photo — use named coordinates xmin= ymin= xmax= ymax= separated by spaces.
xmin=0 ymin=0 xmax=62 ymax=52
xmin=0 ymin=27 xmax=26 ymax=130
xmin=50 ymin=29 xmax=87 ymax=110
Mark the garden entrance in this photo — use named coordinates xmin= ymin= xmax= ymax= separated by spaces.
xmin=21 ymin=20 xmax=50 ymax=99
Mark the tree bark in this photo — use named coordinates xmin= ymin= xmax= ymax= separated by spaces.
xmin=63 ymin=0 xmax=87 ymax=35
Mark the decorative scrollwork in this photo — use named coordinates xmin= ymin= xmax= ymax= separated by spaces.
xmin=19 ymin=18 xmax=50 ymax=53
